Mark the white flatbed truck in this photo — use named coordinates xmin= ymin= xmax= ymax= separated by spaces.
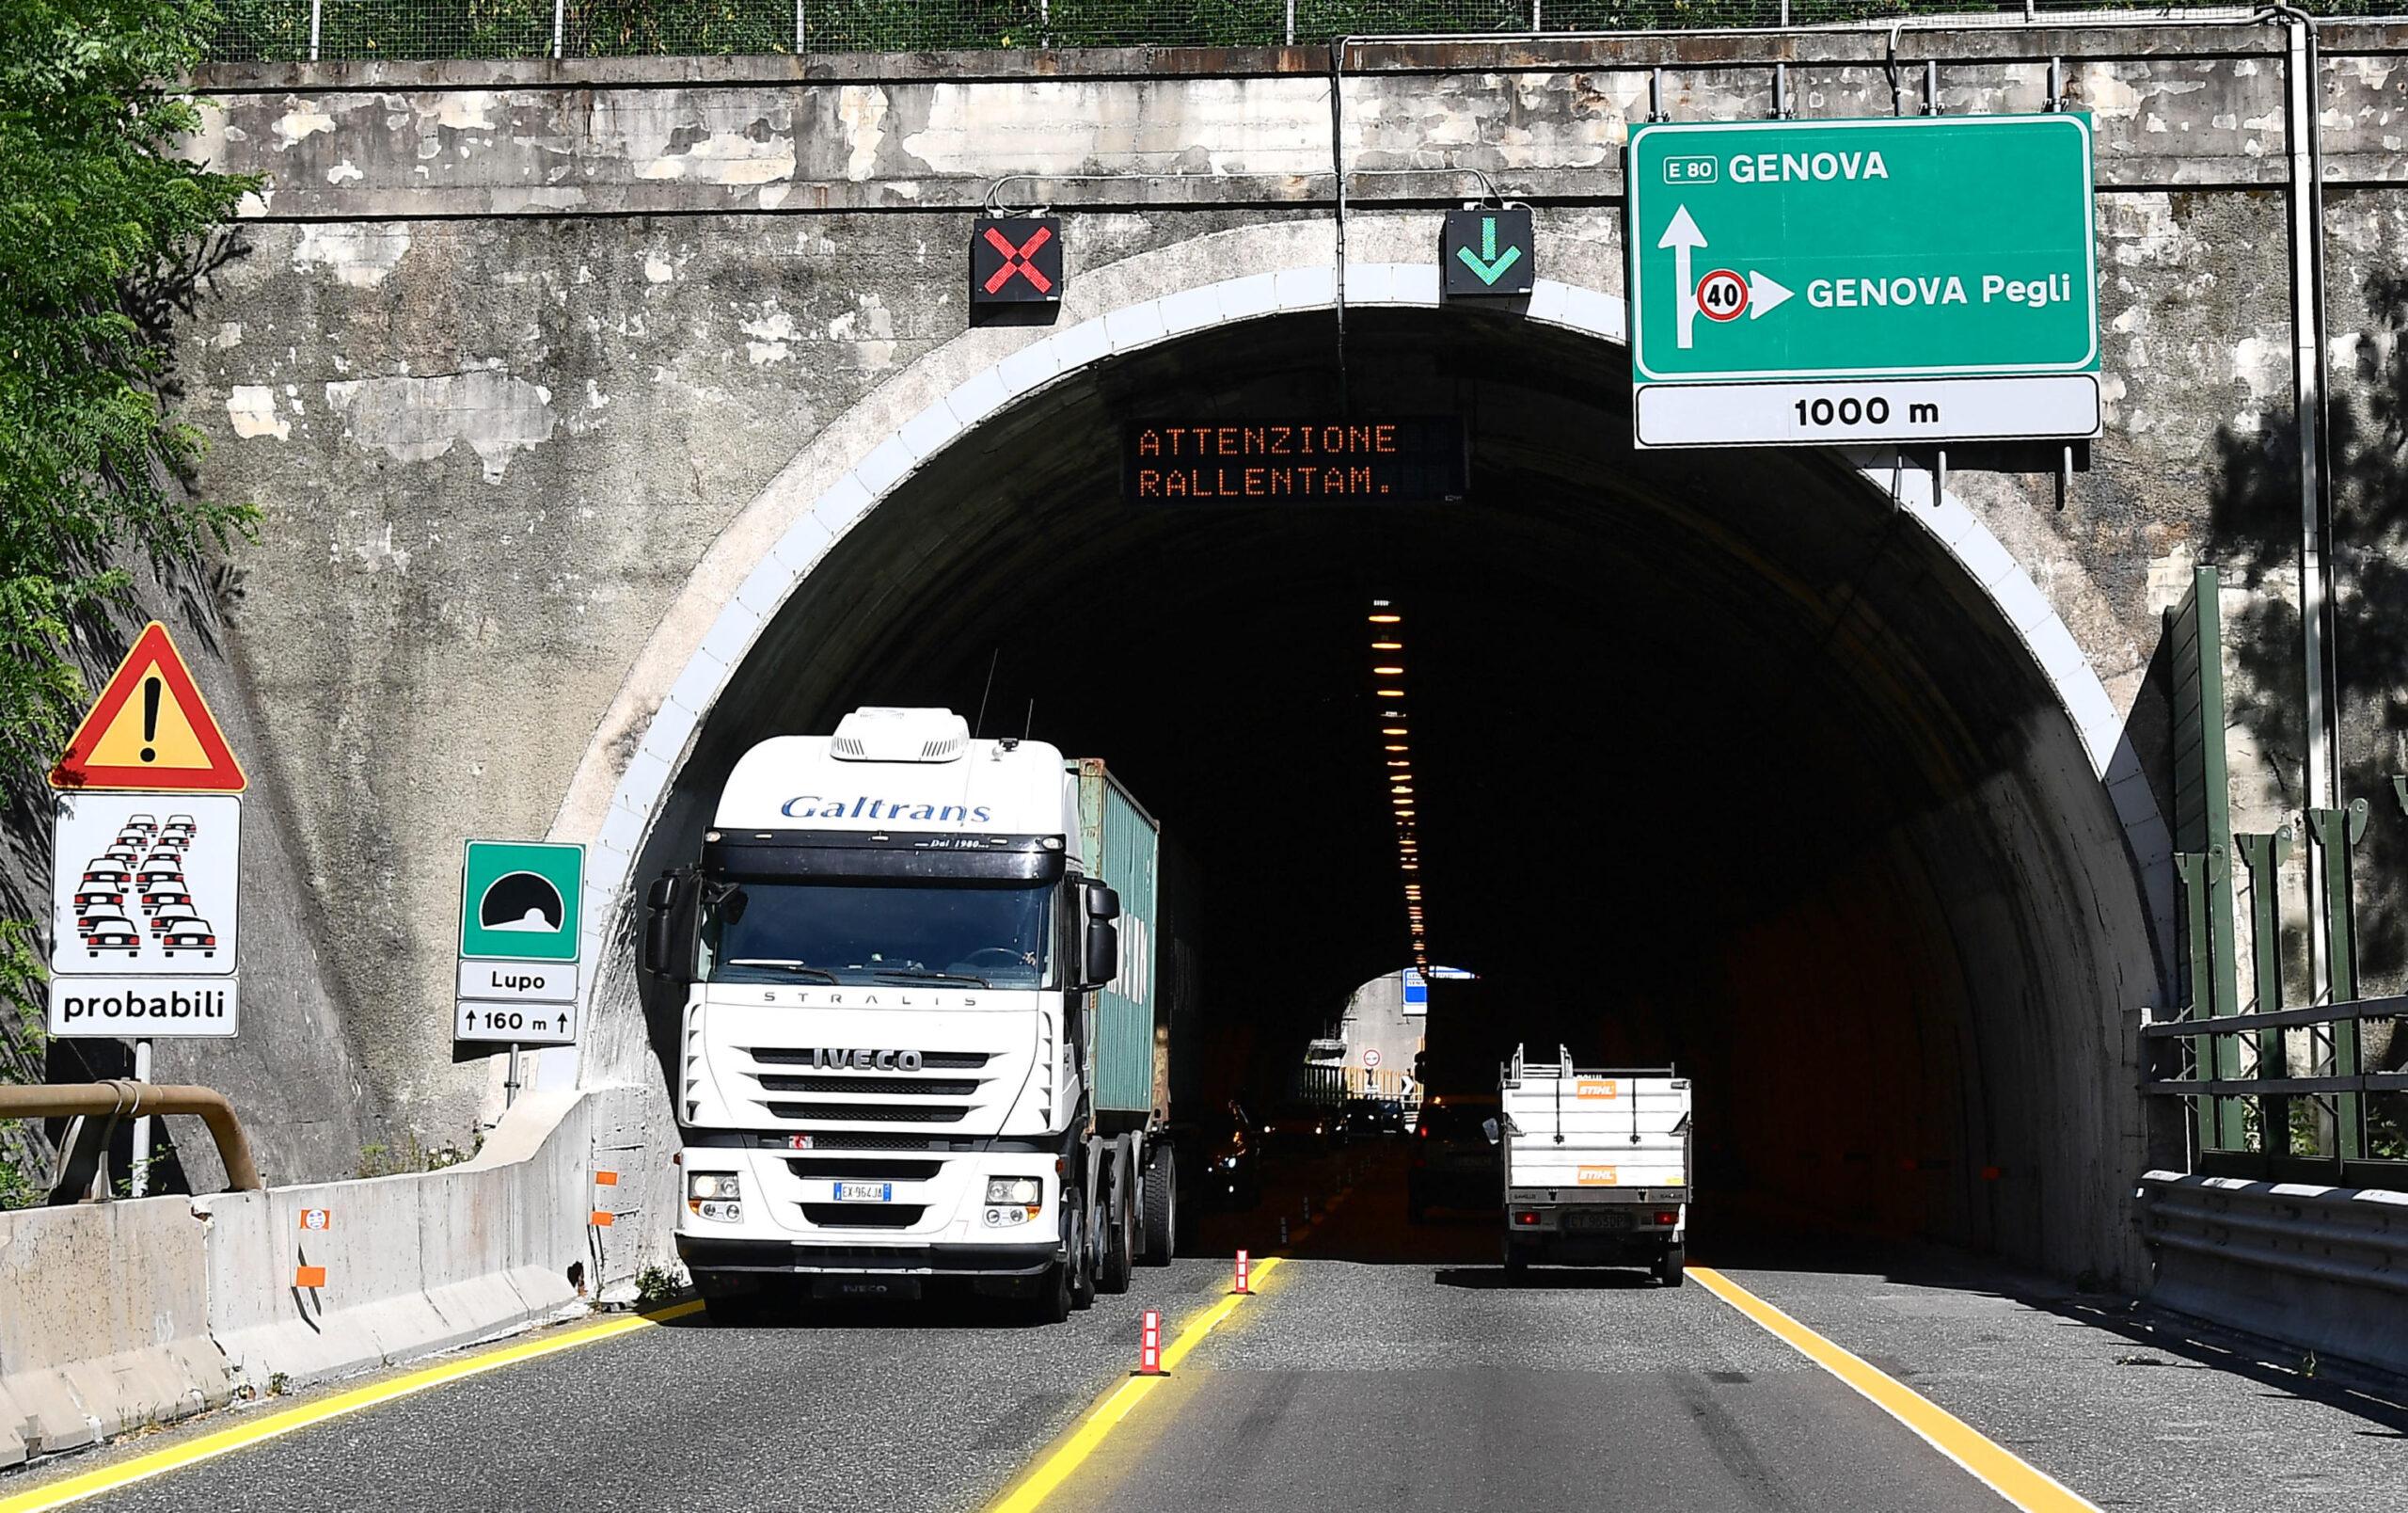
xmin=1491 ymin=1045 xmax=1692 ymax=1285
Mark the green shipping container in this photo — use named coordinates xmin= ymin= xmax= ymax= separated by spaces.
xmin=1076 ymin=759 xmax=1162 ymax=1127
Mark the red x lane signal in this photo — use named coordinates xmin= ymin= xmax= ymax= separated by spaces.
xmin=971 ymin=216 xmax=1064 ymax=305
xmin=983 ymin=226 xmax=1053 ymax=294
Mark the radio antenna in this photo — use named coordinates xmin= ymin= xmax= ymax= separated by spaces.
xmin=973 ymin=648 xmax=1001 ymax=739
xmin=1022 ymin=698 xmax=1036 ymax=742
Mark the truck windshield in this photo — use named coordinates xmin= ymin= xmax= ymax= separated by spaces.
xmin=701 ymin=879 xmax=1052 ymax=990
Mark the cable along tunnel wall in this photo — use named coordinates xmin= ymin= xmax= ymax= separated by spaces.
xmin=568 ymin=256 xmax=2167 ymax=1286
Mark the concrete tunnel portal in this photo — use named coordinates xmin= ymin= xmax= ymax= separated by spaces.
xmin=620 ymin=298 xmax=2165 ymax=1285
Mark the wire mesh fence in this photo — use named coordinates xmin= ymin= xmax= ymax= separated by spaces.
xmin=204 ymin=0 xmax=2392 ymax=64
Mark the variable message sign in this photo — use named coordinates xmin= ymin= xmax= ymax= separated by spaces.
xmin=1625 ymin=115 xmax=2100 ymax=449
xmin=1124 ymin=418 xmax=1468 ymax=503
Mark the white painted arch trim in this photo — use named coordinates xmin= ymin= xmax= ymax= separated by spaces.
xmin=545 ymin=255 xmax=2172 ymax=1086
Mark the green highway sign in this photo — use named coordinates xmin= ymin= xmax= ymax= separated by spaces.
xmin=458 ymin=839 xmax=584 ymax=963
xmin=1625 ymin=115 xmax=2100 ymax=448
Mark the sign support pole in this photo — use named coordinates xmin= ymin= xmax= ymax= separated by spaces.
xmin=504 ymin=1043 xmax=522 ymax=1108
xmin=130 ymin=1037 xmax=152 ymax=1196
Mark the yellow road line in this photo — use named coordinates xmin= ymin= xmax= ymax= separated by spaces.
xmin=0 ymin=1300 xmax=706 ymax=1513
xmin=1690 ymin=1267 xmax=2099 ymax=1513
xmin=988 ymin=1255 xmax=1286 ymax=1513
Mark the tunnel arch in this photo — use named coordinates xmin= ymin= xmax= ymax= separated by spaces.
xmin=547 ymin=231 xmax=2172 ymax=1282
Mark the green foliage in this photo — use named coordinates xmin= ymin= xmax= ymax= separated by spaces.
xmin=355 ymin=1130 xmax=484 ymax=1177
xmin=633 ymin=1263 xmax=684 ymax=1308
xmin=0 ymin=0 xmax=259 ymax=783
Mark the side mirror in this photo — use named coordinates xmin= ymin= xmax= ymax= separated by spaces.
xmin=1481 ymin=1118 xmax=1500 ymax=1145
xmin=642 ymin=868 xmax=703 ymax=982
xmin=1083 ymin=916 xmax=1119 ymax=989
xmin=1084 ymin=883 xmax=1121 ymax=922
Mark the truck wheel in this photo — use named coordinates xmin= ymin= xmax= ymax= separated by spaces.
xmin=1068 ymin=1197 xmax=1098 ymax=1311
xmin=1140 ymin=1144 xmax=1177 ymax=1265
xmin=1098 ymin=1143 xmax=1135 ymax=1295
xmin=1501 ymin=1241 xmax=1529 ymax=1279
xmin=1027 ymin=1261 xmax=1072 ymax=1324
xmin=1656 ymin=1245 xmax=1687 ymax=1288
xmin=696 ymin=1273 xmax=769 ymax=1323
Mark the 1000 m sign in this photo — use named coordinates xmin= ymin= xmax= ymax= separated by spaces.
xmin=1625 ymin=115 xmax=2102 ymax=450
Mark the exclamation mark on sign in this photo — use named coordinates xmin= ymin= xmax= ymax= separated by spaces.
xmin=140 ymin=677 xmax=160 ymax=763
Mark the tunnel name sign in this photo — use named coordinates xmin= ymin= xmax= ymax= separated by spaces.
xmin=1124 ymin=417 xmax=1468 ymax=503
xmin=1625 ymin=115 xmax=2100 ymax=449
xmin=455 ymin=839 xmax=584 ymax=1047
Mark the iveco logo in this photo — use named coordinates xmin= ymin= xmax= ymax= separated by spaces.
xmin=807 ymin=1047 xmax=924 ymax=1071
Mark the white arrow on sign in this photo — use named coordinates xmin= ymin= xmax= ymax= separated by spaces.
xmin=1749 ymin=271 xmax=1794 ymax=320
xmin=1658 ymin=205 xmax=1707 ymax=350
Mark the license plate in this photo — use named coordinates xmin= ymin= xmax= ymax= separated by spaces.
xmin=834 ymin=1181 xmax=893 ymax=1203
xmin=1566 ymin=1208 xmax=1635 ymax=1233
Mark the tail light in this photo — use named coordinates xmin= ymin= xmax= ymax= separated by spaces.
xmin=1653 ymin=1210 xmax=1679 ymax=1225
xmin=201 ymin=936 xmax=216 ymax=946
xmin=1513 ymin=1211 xmax=1540 ymax=1226
xmin=1418 ymin=1123 xmax=1432 ymax=1139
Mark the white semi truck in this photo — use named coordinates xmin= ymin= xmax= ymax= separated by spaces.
xmin=1491 ymin=1045 xmax=1692 ymax=1285
xmin=642 ymin=707 xmax=1185 ymax=1321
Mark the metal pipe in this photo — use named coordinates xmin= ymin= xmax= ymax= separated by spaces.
xmin=131 ymin=1039 xmax=152 ymax=1197
xmin=552 ymin=0 xmax=565 ymax=61
xmin=309 ymin=0 xmax=322 ymax=63
xmin=0 ymin=1082 xmax=264 ymax=1193
xmin=1331 ymin=38 xmax=1354 ymax=411
xmin=2273 ymin=8 xmax=2340 ymax=1007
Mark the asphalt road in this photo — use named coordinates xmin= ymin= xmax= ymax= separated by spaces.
xmin=11 ymin=1144 xmax=2408 ymax=1513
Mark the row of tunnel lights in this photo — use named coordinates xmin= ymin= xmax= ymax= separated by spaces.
xmin=1368 ymin=602 xmax=1429 ymax=974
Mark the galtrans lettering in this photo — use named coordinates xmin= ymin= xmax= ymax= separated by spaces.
xmin=782 ymin=795 xmax=994 ymax=822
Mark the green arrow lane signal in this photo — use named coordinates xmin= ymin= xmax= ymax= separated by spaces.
xmin=1442 ymin=207 xmax=1535 ymax=297
xmin=1456 ymin=216 xmax=1524 ymax=286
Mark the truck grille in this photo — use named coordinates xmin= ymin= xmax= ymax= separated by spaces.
xmin=767 ymin=1102 xmax=969 ymax=1123
xmin=800 ymin=1203 xmax=927 ymax=1229
xmin=756 ymin=1075 xmax=981 ymax=1097
xmin=785 ymin=1156 xmax=944 ymax=1182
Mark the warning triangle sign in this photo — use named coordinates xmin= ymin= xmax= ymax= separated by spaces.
xmin=49 ymin=622 xmax=247 ymax=792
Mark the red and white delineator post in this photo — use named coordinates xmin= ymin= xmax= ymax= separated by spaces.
xmin=1233 ymin=1250 xmax=1252 ymax=1295
xmin=1136 ymin=1310 xmax=1164 ymax=1376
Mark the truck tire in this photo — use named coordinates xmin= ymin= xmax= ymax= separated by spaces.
xmin=1501 ymin=1240 xmax=1529 ymax=1279
xmin=1097 ymin=1141 xmax=1135 ymax=1296
xmin=1139 ymin=1143 xmax=1176 ymax=1265
xmin=1027 ymin=1261 xmax=1072 ymax=1324
xmin=1656 ymin=1245 xmax=1687 ymax=1288
xmin=1067 ymin=1194 xmax=1098 ymax=1310
xmin=696 ymin=1273 xmax=770 ymax=1324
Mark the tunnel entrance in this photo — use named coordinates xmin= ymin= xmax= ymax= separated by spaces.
xmin=626 ymin=296 xmax=2162 ymax=1283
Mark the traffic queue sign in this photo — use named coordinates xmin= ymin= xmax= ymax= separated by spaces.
xmin=455 ymin=839 xmax=585 ymax=1048
xmin=1625 ymin=114 xmax=2100 ymax=448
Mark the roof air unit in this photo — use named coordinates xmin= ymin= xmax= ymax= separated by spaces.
xmin=830 ymin=707 xmax=972 ymax=763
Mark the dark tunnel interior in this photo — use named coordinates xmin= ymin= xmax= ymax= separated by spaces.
xmin=632 ymin=306 xmax=2165 ymax=1281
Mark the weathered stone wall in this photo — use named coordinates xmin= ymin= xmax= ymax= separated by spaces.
xmin=154 ymin=23 xmax=2408 ymax=1179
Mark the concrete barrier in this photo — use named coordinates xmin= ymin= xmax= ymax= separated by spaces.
xmin=0 ymin=1085 xmax=672 ymax=1469
xmin=2137 ymin=1170 xmax=2408 ymax=1378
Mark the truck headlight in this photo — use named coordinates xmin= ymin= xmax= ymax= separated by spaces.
xmin=985 ymin=1176 xmax=1043 ymax=1206
xmin=688 ymin=1172 xmax=741 ymax=1217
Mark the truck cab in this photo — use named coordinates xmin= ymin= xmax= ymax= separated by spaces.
xmin=643 ymin=707 xmax=1179 ymax=1321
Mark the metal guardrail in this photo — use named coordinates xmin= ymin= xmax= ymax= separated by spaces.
xmin=2136 ymin=1170 xmax=2408 ymax=1375
xmin=205 ymin=0 xmax=2394 ymax=65
xmin=0 ymin=1081 xmax=265 ymax=1197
